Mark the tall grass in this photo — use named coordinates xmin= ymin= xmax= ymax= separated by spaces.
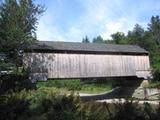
xmin=37 ymin=79 xmax=112 ymax=94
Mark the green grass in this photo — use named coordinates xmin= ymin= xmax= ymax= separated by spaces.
xmin=147 ymin=81 xmax=160 ymax=88
xmin=36 ymin=79 xmax=112 ymax=94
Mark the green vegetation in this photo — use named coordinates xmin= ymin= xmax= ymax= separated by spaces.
xmin=37 ymin=79 xmax=112 ymax=94
xmin=0 ymin=74 xmax=35 ymax=95
xmin=147 ymin=81 xmax=160 ymax=88
xmin=82 ymin=35 xmax=90 ymax=43
xmin=0 ymin=0 xmax=44 ymax=70
xmin=1 ymin=89 xmax=160 ymax=120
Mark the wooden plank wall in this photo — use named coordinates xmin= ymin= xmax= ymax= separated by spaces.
xmin=23 ymin=53 xmax=150 ymax=79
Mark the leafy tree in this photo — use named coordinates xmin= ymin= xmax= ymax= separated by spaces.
xmin=93 ymin=35 xmax=104 ymax=43
xmin=126 ymin=24 xmax=154 ymax=51
xmin=111 ymin=32 xmax=128 ymax=44
xmin=105 ymin=16 xmax=160 ymax=81
xmin=82 ymin=35 xmax=90 ymax=43
xmin=125 ymin=18 xmax=160 ymax=81
xmin=128 ymin=24 xmax=145 ymax=46
xmin=104 ymin=40 xmax=115 ymax=44
xmin=0 ymin=0 xmax=44 ymax=67
xmin=148 ymin=16 xmax=160 ymax=45
xmin=147 ymin=16 xmax=160 ymax=80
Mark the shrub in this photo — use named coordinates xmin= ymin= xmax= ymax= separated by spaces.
xmin=37 ymin=80 xmax=82 ymax=91
xmin=0 ymin=90 xmax=31 ymax=120
xmin=112 ymin=100 xmax=146 ymax=120
xmin=0 ymin=74 xmax=35 ymax=95
xmin=153 ymin=68 xmax=160 ymax=81
xmin=1 ymin=89 xmax=160 ymax=120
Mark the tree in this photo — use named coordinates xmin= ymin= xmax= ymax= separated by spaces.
xmin=111 ymin=32 xmax=128 ymax=44
xmin=82 ymin=35 xmax=90 ymax=43
xmin=147 ymin=16 xmax=160 ymax=80
xmin=126 ymin=24 xmax=153 ymax=50
xmin=148 ymin=16 xmax=160 ymax=45
xmin=0 ymin=0 xmax=44 ymax=67
xmin=92 ymin=35 xmax=104 ymax=43
xmin=125 ymin=17 xmax=160 ymax=81
xmin=128 ymin=24 xmax=145 ymax=44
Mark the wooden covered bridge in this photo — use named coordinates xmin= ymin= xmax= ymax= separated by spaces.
xmin=23 ymin=41 xmax=151 ymax=82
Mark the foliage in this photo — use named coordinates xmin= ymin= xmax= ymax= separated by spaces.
xmin=0 ymin=0 xmax=44 ymax=102
xmin=0 ymin=89 xmax=160 ymax=120
xmin=147 ymin=16 xmax=160 ymax=81
xmin=0 ymin=73 xmax=35 ymax=95
xmin=91 ymin=15 xmax=160 ymax=81
xmin=147 ymin=81 xmax=160 ymax=88
xmin=93 ymin=35 xmax=105 ymax=43
xmin=37 ymin=79 xmax=82 ymax=91
xmin=0 ymin=0 xmax=44 ymax=67
xmin=111 ymin=32 xmax=128 ymax=44
xmin=0 ymin=91 xmax=31 ymax=120
xmin=148 ymin=16 xmax=160 ymax=45
xmin=0 ymin=90 xmax=79 ymax=120
xmin=0 ymin=61 xmax=15 ymax=71
xmin=36 ymin=79 xmax=112 ymax=94
xmin=128 ymin=24 xmax=145 ymax=45
xmin=152 ymin=64 xmax=160 ymax=81
xmin=82 ymin=35 xmax=90 ymax=43
xmin=112 ymin=100 xmax=145 ymax=120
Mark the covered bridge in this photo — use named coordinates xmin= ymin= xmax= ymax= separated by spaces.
xmin=23 ymin=41 xmax=151 ymax=81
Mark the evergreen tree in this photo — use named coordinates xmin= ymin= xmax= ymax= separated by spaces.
xmin=128 ymin=24 xmax=145 ymax=45
xmin=82 ymin=35 xmax=90 ymax=43
xmin=92 ymin=35 xmax=104 ymax=43
xmin=0 ymin=0 xmax=44 ymax=66
xmin=148 ymin=16 xmax=160 ymax=45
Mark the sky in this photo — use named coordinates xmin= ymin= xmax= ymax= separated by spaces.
xmin=35 ymin=0 xmax=160 ymax=42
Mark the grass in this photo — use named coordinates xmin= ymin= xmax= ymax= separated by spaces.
xmin=36 ymin=79 xmax=113 ymax=94
xmin=147 ymin=81 xmax=160 ymax=88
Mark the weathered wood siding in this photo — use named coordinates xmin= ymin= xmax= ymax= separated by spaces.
xmin=23 ymin=53 xmax=151 ymax=80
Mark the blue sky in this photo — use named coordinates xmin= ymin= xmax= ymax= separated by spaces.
xmin=35 ymin=0 xmax=160 ymax=42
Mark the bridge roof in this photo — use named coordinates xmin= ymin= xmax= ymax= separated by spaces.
xmin=25 ymin=41 xmax=148 ymax=55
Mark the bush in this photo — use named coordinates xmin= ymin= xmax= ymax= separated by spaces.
xmin=112 ymin=100 xmax=145 ymax=120
xmin=0 ymin=62 xmax=15 ymax=71
xmin=0 ymin=89 xmax=160 ymax=120
xmin=0 ymin=90 xmax=80 ymax=120
xmin=37 ymin=80 xmax=83 ymax=91
xmin=0 ymin=90 xmax=31 ymax=120
xmin=152 ymin=54 xmax=160 ymax=81
xmin=0 ymin=74 xmax=35 ymax=95
xmin=37 ymin=79 xmax=113 ymax=94
xmin=153 ymin=68 xmax=160 ymax=81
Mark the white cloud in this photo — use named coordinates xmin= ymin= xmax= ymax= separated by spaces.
xmin=36 ymin=11 xmax=66 ymax=41
xmin=101 ymin=18 xmax=136 ymax=39
xmin=36 ymin=0 xmax=156 ymax=42
xmin=37 ymin=21 xmax=65 ymax=41
xmin=64 ymin=26 xmax=83 ymax=42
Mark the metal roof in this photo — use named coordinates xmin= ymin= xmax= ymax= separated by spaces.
xmin=26 ymin=41 xmax=148 ymax=54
